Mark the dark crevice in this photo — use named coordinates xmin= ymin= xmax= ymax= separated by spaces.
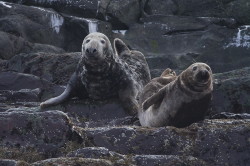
xmin=163 ymin=26 xmax=208 ymax=36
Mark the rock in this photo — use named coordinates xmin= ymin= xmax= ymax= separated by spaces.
xmin=0 ymin=72 xmax=63 ymax=96
xmin=41 ymin=99 xmax=128 ymax=128
xmin=67 ymin=147 xmax=125 ymax=160
xmin=0 ymin=31 xmax=65 ymax=60
xmin=161 ymin=0 xmax=250 ymax=25
xmin=31 ymin=157 xmax=113 ymax=166
xmin=0 ymin=110 xmax=81 ymax=160
xmin=0 ymin=2 xmax=66 ymax=49
xmin=212 ymin=67 xmax=250 ymax=114
xmin=6 ymin=52 xmax=81 ymax=84
xmin=98 ymin=0 xmax=141 ymax=29
xmin=0 ymin=72 xmax=53 ymax=91
xmin=0 ymin=72 xmax=64 ymax=111
xmin=121 ymin=15 xmax=249 ymax=73
xmin=0 ymin=2 xmax=112 ymax=52
xmin=133 ymin=155 xmax=208 ymax=166
xmin=0 ymin=159 xmax=30 ymax=166
xmin=3 ymin=0 xmax=100 ymax=18
xmin=77 ymin=119 xmax=250 ymax=166
xmin=226 ymin=0 xmax=250 ymax=25
xmin=0 ymin=59 xmax=7 ymax=71
xmin=143 ymin=0 xmax=177 ymax=16
xmin=62 ymin=15 xmax=112 ymax=51
xmin=211 ymin=112 xmax=250 ymax=119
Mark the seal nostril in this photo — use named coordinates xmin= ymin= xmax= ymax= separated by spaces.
xmin=197 ymin=71 xmax=209 ymax=81
xmin=86 ymin=49 xmax=90 ymax=53
xmin=93 ymin=49 xmax=97 ymax=53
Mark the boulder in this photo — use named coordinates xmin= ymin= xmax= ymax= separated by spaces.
xmin=225 ymin=0 xmax=250 ymax=25
xmin=212 ymin=67 xmax=250 ymax=114
xmin=0 ymin=110 xmax=82 ymax=161
xmin=0 ymin=159 xmax=29 ymax=166
xmin=0 ymin=31 xmax=65 ymax=60
xmin=0 ymin=2 xmax=112 ymax=52
xmin=2 ymin=0 xmax=100 ymax=18
xmin=77 ymin=119 xmax=250 ymax=166
xmin=31 ymin=158 xmax=112 ymax=166
xmin=133 ymin=155 xmax=208 ymax=166
xmin=41 ymin=99 xmax=128 ymax=128
xmin=98 ymin=0 xmax=141 ymax=29
xmin=121 ymin=15 xmax=249 ymax=74
xmin=67 ymin=147 xmax=125 ymax=160
xmin=6 ymin=52 xmax=81 ymax=84
xmin=0 ymin=72 xmax=64 ymax=111
xmin=143 ymin=0 xmax=177 ymax=16
xmin=0 ymin=2 xmax=65 ymax=48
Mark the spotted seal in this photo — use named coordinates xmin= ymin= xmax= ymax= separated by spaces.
xmin=40 ymin=32 xmax=151 ymax=115
xmin=139 ymin=63 xmax=213 ymax=127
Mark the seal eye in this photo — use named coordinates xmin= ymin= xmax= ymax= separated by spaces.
xmin=193 ymin=66 xmax=197 ymax=71
xmin=86 ymin=39 xmax=90 ymax=43
xmin=100 ymin=40 xmax=105 ymax=44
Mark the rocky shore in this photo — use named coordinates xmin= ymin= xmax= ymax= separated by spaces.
xmin=0 ymin=0 xmax=250 ymax=165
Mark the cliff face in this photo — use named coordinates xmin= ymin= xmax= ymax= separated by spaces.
xmin=0 ymin=1 xmax=250 ymax=165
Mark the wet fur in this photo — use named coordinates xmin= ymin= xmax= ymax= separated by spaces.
xmin=139 ymin=63 xmax=213 ymax=127
xmin=40 ymin=32 xmax=151 ymax=115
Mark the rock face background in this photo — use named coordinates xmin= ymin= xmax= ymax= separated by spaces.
xmin=0 ymin=0 xmax=250 ymax=165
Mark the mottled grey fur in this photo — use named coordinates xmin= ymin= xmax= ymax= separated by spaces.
xmin=139 ymin=63 xmax=213 ymax=127
xmin=40 ymin=32 xmax=151 ymax=115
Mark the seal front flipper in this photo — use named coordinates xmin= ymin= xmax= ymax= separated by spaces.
xmin=142 ymin=86 xmax=166 ymax=111
xmin=40 ymin=72 xmax=78 ymax=108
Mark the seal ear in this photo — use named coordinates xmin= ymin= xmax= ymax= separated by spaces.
xmin=114 ymin=38 xmax=130 ymax=55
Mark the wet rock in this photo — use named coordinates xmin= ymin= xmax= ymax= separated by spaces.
xmin=212 ymin=67 xmax=250 ymax=114
xmin=143 ymin=0 xmax=177 ymax=16
xmin=0 ymin=159 xmax=30 ymax=166
xmin=41 ymin=99 xmax=128 ymax=127
xmin=122 ymin=15 xmax=250 ymax=73
xmin=3 ymin=0 xmax=100 ymax=19
xmin=133 ymin=155 xmax=208 ymax=166
xmin=67 ymin=147 xmax=125 ymax=160
xmin=0 ymin=72 xmax=53 ymax=91
xmin=98 ymin=0 xmax=141 ymax=29
xmin=62 ymin=14 xmax=112 ymax=51
xmin=6 ymin=52 xmax=81 ymax=84
xmin=0 ymin=2 xmax=112 ymax=52
xmin=211 ymin=112 xmax=250 ymax=119
xmin=0 ymin=2 xmax=66 ymax=49
xmin=0 ymin=31 xmax=65 ymax=60
xmin=78 ymin=119 xmax=250 ymax=166
xmin=0 ymin=72 xmax=64 ymax=112
xmin=225 ymin=0 xmax=250 ymax=25
xmin=31 ymin=157 xmax=113 ymax=166
xmin=0 ymin=110 xmax=80 ymax=158
xmin=166 ymin=0 xmax=250 ymax=24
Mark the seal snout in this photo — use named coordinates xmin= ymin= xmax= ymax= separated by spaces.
xmin=196 ymin=70 xmax=210 ymax=82
xmin=86 ymin=48 xmax=97 ymax=54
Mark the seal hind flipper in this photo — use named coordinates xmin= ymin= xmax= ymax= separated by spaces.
xmin=40 ymin=84 xmax=72 ymax=108
xmin=40 ymin=72 xmax=79 ymax=108
xmin=142 ymin=86 xmax=166 ymax=111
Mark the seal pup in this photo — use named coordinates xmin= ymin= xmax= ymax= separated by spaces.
xmin=40 ymin=32 xmax=151 ymax=115
xmin=139 ymin=68 xmax=177 ymax=108
xmin=139 ymin=63 xmax=213 ymax=127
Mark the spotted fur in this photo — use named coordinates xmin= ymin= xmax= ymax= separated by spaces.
xmin=139 ymin=63 xmax=213 ymax=127
xmin=40 ymin=32 xmax=151 ymax=115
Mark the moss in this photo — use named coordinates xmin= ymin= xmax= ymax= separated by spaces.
xmin=150 ymin=40 xmax=159 ymax=53
xmin=0 ymin=147 xmax=45 ymax=163
xmin=59 ymin=141 xmax=85 ymax=156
